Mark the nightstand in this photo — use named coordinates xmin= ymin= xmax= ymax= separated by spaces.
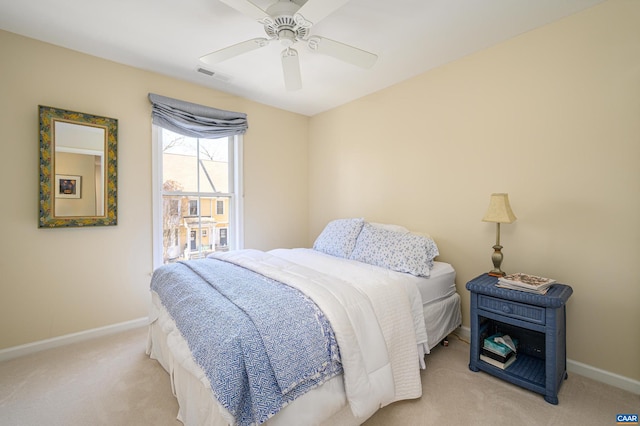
xmin=466 ymin=273 xmax=573 ymax=404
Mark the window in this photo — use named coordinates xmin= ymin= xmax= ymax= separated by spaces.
xmin=188 ymin=200 xmax=199 ymax=216
xmin=219 ymin=228 xmax=228 ymax=248
xmin=152 ymin=127 xmax=243 ymax=268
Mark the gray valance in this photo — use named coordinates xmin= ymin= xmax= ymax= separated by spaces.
xmin=148 ymin=93 xmax=248 ymax=139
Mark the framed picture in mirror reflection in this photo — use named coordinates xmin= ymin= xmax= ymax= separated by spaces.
xmin=55 ymin=174 xmax=82 ymax=199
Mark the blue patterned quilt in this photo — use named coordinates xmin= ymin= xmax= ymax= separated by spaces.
xmin=150 ymin=258 xmax=343 ymax=425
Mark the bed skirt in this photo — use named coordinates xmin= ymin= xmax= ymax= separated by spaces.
xmin=424 ymin=292 xmax=462 ymax=350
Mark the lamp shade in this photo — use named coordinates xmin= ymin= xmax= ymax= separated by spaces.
xmin=482 ymin=193 xmax=517 ymax=224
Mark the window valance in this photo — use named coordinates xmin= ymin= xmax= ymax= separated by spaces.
xmin=148 ymin=93 xmax=247 ymax=138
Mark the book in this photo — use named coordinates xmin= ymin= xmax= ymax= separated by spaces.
xmin=481 ymin=347 xmax=515 ymax=364
xmin=499 ymin=272 xmax=556 ymax=288
xmin=483 ymin=333 xmax=518 ymax=357
xmin=480 ymin=353 xmax=517 ymax=370
xmin=496 ymin=282 xmax=551 ymax=294
xmin=497 ymin=273 xmax=556 ymax=294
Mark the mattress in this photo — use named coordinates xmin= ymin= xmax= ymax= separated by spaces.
xmin=415 ymin=261 xmax=457 ymax=305
xmin=269 ymin=249 xmax=456 ymax=306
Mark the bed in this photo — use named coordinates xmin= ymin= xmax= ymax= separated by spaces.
xmin=147 ymin=219 xmax=461 ymax=426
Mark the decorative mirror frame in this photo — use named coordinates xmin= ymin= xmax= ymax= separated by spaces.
xmin=39 ymin=105 xmax=117 ymax=227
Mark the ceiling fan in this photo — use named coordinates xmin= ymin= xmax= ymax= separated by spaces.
xmin=200 ymin=0 xmax=378 ymax=91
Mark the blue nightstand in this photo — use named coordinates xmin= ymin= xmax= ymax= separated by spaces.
xmin=466 ymin=273 xmax=573 ymax=404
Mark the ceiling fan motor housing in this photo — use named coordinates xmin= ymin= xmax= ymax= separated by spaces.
xmin=263 ymin=1 xmax=310 ymax=46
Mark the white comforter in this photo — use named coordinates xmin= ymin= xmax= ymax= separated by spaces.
xmin=150 ymin=248 xmax=428 ymax=425
xmin=213 ymin=249 xmax=426 ymax=415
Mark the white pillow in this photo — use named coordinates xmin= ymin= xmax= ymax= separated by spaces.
xmin=349 ymin=222 xmax=439 ymax=277
xmin=313 ymin=218 xmax=365 ymax=258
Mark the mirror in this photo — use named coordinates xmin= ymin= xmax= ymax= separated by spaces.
xmin=39 ymin=106 xmax=117 ymax=227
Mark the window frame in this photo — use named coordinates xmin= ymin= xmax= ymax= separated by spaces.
xmin=188 ymin=199 xmax=199 ymax=216
xmin=152 ymin=126 xmax=243 ymax=269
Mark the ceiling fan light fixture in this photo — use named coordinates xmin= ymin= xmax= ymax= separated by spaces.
xmin=278 ymin=29 xmax=296 ymax=47
xmin=264 ymin=15 xmax=309 ymax=41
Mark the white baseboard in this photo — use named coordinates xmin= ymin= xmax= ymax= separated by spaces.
xmin=567 ymin=359 xmax=640 ymax=395
xmin=3 ymin=321 xmax=638 ymax=395
xmin=454 ymin=326 xmax=639 ymax=395
xmin=456 ymin=325 xmax=471 ymax=342
xmin=0 ymin=317 xmax=148 ymax=362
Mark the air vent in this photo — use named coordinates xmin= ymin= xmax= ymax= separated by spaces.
xmin=195 ymin=67 xmax=231 ymax=83
xmin=197 ymin=67 xmax=215 ymax=76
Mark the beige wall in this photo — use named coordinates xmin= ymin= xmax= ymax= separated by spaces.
xmin=0 ymin=30 xmax=309 ymax=349
xmin=308 ymin=0 xmax=639 ymax=381
xmin=1 ymin=0 xmax=638 ymax=385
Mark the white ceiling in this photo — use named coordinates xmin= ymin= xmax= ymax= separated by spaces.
xmin=0 ymin=0 xmax=604 ymax=116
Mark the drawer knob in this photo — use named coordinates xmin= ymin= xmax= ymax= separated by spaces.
xmin=502 ymin=304 xmax=512 ymax=314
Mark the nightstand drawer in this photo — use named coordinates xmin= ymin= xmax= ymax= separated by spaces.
xmin=478 ymin=295 xmax=545 ymax=325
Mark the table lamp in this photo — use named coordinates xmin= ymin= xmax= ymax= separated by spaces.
xmin=482 ymin=193 xmax=517 ymax=277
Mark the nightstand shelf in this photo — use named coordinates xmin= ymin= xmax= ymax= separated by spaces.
xmin=466 ymin=273 xmax=573 ymax=404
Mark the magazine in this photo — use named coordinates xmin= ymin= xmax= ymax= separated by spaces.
xmin=497 ymin=273 xmax=556 ymax=294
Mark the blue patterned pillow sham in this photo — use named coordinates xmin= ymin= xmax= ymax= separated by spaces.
xmin=313 ymin=218 xmax=365 ymax=258
xmin=349 ymin=222 xmax=439 ymax=277
xmin=368 ymin=222 xmax=409 ymax=233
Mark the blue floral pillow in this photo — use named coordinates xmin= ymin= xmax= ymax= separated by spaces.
xmin=349 ymin=223 xmax=439 ymax=277
xmin=313 ymin=218 xmax=365 ymax=258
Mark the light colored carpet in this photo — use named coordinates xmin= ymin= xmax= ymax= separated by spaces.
xmin=0 ymin=327 xmax=637 ymax=425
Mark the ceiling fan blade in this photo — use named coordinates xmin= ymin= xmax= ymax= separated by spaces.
xmin=219 ymin=0 xmax=269 ymax=21
xmin=281 ymin=48 xmax=302 ymax=91
xmin=295 ymin=0 xmax=351 ymax=26
xmin=307 ymin=36 xmax=377 ymax=69
xmin=200 ymin=38 xmax=270 ymax=65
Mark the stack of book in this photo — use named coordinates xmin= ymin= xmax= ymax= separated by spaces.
xmin=496 ymin=273 xmax=556 ymax=295
xmin=481 ymin=333 xmax=518 ymax=369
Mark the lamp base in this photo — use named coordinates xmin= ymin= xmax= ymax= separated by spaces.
xmin=488 ymin=244 xmax=506 ymax=277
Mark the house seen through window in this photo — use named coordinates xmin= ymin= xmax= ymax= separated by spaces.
xmin=153 ymin=127 xmax=242 ymax=267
